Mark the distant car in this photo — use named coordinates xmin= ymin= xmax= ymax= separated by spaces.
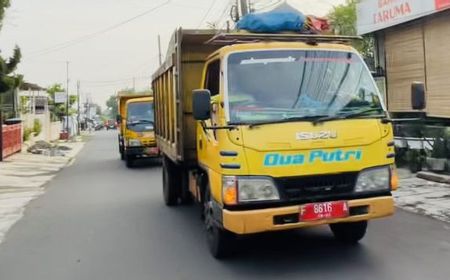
xmin=94 ymin=123 xmax=104 ymax=131
xmin=105 ymin=120 xmax=117 ymax=130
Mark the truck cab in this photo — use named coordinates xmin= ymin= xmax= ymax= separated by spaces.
xmin=118 ymin=95 xmax=159 ymax=167
xmin=152 ymin=30 xmax=420 ymax=259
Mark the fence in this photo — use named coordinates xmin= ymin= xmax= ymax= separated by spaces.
xmin=1 ymin=123 xmax=22 ymax=159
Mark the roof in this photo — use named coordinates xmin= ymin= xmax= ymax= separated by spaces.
xmin=125 ymin=96 xmax=153 ymax=104
xmin=19 ymin=82 xmax=46 ymax=91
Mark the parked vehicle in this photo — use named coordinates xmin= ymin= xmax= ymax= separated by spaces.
xmin=152 ymin=29 xmax=424 ymax=258
xmin=117 ymin=92 xmax=159 ymax=167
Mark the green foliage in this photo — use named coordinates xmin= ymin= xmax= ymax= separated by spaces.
xmin=46 ymin=83 xmax=77 ymax=119
xmin=0 ymin=0 xmax=10 ymax=30
xmin=327 ymin=0 xmax=374 ymax=62
xmin=327 ymin=0 xmax=357 ymax=35
xmin=106 ymin=95 xmax=118 ymax=119
xmin=0 ymin=46 xmax=22 ymax=94
xmin=32 ymin=119 xmax=42 ymax=136
xmin=23 ymin=127 xmax=33 ymax=142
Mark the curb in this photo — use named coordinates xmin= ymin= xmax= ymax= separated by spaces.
xmin=416 ymin=171 xmax=450 ymax=185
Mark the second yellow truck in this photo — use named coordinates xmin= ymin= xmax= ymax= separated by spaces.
xmin=117 ymin=91 xmax=159 ymax=167
xmin=152 ymin=29 xmax=425 ymax=258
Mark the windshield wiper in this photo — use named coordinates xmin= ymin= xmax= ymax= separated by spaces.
xmin=312 ymin=108 xmax=386 ymax=125
xmin=247 ymin=115 xmax=328 ymax=128
xmin=128 ymin=120 xmax=154 ymax=126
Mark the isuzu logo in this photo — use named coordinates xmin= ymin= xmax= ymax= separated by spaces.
xmin=296 ymin=131 xmax=337 ymax=141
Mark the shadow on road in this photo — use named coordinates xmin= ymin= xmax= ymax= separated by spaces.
xmin=163 ymin=202 xmax=378 ymax=278
xmin=130 ymin=158 xmax=162 ymax=169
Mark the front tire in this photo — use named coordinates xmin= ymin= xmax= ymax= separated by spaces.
xmin=162 ymin=156 xmax=181 ymax=206
xmin=125 ymin=154 xmax=135 ymax=168
xmin=204 ymin=184 xmax=234 ymax=259
xmin=329 ymin=221 xmax=368 ymax=244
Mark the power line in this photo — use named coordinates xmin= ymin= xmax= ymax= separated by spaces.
xmin=197 ymin=0 xmax=220 ymax=28
xmin=30 ymin=0 xmax=172 ymax=57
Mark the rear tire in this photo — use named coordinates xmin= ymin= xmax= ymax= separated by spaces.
xmin=330 ymin=221 xmax=368 ymax=244
xmin=162 ymin=156 xmax=181 ymax=206
xmin=204 ymin=184 xmax=234 ymax=259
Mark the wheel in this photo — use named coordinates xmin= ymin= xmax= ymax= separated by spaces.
xmin=119 ymin=136 xmax=124 ymax=160
xmin=162 ymin=156 xmax=181 ymax=206
xmin=204 ymin=184 xmax=234 ymax=259
xmin=125 ymin=154 xmax=135 ymax=168
xmin=329 ymin=221 xmax=368 ymax=244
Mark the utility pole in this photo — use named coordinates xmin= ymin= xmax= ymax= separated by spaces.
xmin=77 ymin=80 xmax=80 ymax=136
xmin=240 ymin=0 xmax=249 ymax=17
xmin=133 ymin=77 xmax=136 ymax=92
xmin=158 ymin=34 xmax=162 ymax=66
xmin=65 ymin=61 xmax=70 ymax=135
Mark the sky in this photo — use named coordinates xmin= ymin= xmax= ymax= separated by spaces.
xmin=0 ymin=0 xmax=345 ymax=107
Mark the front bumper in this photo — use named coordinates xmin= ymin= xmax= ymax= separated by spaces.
xmin=125 ymin=146 xmax=160 ymax=157
xmin=223 ymin=196 xmax=394 ymax=234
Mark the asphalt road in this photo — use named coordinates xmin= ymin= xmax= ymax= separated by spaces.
xmin=1 ymin=131 xmax=450 ymax=280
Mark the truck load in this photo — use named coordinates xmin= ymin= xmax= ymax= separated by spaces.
xmin=151 ymin=27 xmax=422 ymax=259
xmin=117 ymin=91 xmax=159 ymax=167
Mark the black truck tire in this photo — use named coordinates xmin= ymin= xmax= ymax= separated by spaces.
xmin=162 ymin=156 xmax=181 ymax=206
xmin=204 ymin=184 xmax=234 ymax=259
xmin=125 ymin=154 xmax=135 ymax=168
xmin=329 ymin=221 xmax=368 ymax=244
xmin=119 ymin=136 xmax=125 ymax=160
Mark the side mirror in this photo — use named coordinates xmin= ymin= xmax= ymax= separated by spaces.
xmin=192 ymin=89 xmax=211 ymax=121
xmin=116 ymin=114 xmax=122 ymax=123
xmin=411 ymin=82 xmax=426 ymax=110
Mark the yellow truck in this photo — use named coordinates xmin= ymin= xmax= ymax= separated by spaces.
xmin=152 ymin=29 xmax=425 ymax=258
xmin=117 ymin=92 xmax=159 ymax=167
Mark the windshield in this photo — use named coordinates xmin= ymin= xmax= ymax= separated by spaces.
xmin=226 ymin=50 xmax=384 ymax=124
xmin=127 ymin=102 xmax=154 ymax=132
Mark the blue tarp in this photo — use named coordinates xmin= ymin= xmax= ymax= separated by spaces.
xmin=236 ymin=11 xmax=305 ymax=33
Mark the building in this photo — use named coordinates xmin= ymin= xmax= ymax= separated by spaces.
xmin=19 ymin=82 xmax=48 ymax=115
xmin=357 ymin=0 xmax=450 ymax=119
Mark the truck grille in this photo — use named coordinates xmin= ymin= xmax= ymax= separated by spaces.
xmin=274 ymin=172 xmax=358 ymax=201
xmin=141 ymin=139 xmax=156 ymax=146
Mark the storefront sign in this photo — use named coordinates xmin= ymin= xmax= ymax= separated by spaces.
xmin=357 ymin=0 xmax=450 ymax=34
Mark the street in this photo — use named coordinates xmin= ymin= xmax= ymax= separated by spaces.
xmin=0 ymin=131 xmax=449 ymax=280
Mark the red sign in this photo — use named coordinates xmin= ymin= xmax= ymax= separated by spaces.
xmin=300 ymin=201 xmax=349 ymax=222
xmin=435 ymin=0 xmax=450 ymax=10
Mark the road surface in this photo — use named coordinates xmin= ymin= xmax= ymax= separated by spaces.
xmin=0 ymin=131 xmax=449 ymax=280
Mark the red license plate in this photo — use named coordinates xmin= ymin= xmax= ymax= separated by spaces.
xmin=145 ymin=147 xmax=159 ymax=155
xmin=300 ymin=201 xmax=349 ymax=222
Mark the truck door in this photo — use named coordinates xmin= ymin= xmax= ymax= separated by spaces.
xmin=198 ymin=59 xmax=221 ymax=166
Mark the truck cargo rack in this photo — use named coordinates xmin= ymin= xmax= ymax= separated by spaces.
xmin=206 ymin=33 xmax=362 ymax=46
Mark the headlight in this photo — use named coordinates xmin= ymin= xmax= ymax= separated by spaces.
xmin=222 ymin=176 xmax=280 ymax=204
xmin=355 ymin=166 xmax=390 ymax=192
xmin=128 ymin=139 xmax=141 ymax=147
